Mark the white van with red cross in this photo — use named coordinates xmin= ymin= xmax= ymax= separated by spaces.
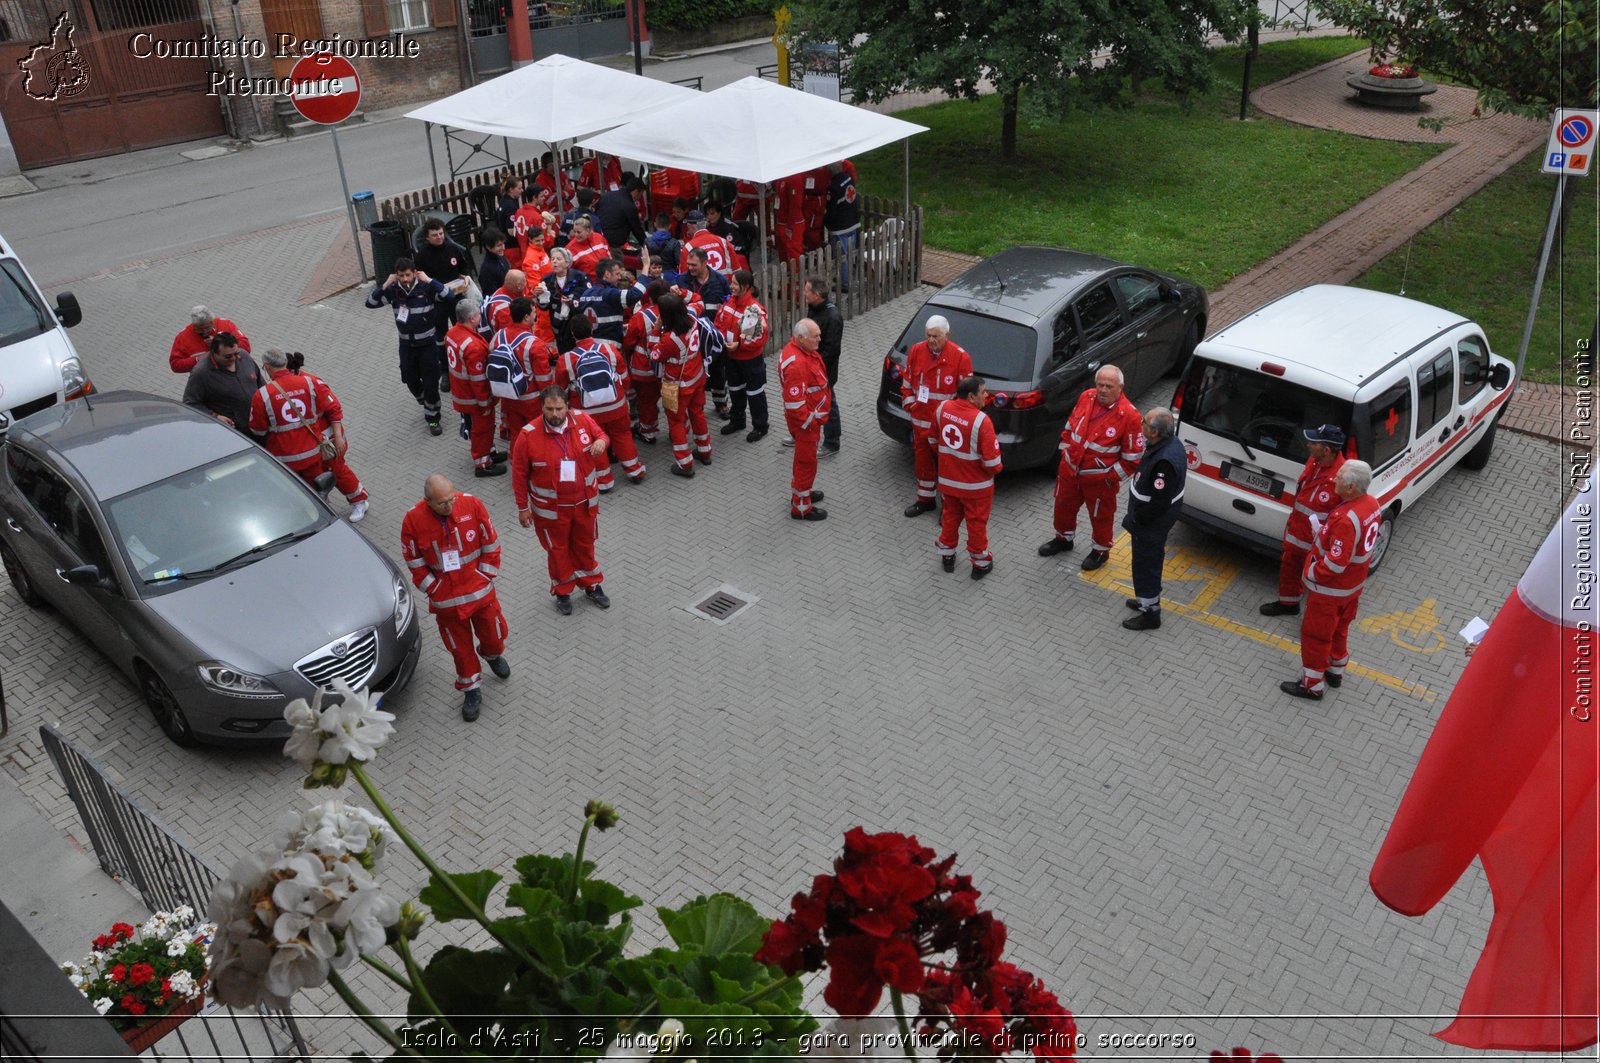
xmin=1171 ymin=285 xmax=1515 ymax=572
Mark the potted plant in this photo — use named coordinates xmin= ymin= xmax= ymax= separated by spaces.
xmin=61 ymin=908 xmax=213 ymax=1052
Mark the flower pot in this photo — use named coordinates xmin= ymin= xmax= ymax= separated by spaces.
xmin=119 ymin=991 xmax=205 ymax=1054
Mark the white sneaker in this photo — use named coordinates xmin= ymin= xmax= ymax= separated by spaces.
xmin=782 ymin=436 xmax=796 ymax=447
xmin=348 ymin=500 xmax=369 ymax=523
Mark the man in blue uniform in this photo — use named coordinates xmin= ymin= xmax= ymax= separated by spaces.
xmin=1122 ymin=407 xmax=1186 ymax=631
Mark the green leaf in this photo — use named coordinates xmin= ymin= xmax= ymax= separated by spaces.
xmin=408 ymin=947 xmax=520 ymax=1048
xmin=418 ymin=869 xmax=502 ymax=923
xmin=514 ymin=852 xmax=591 ymax=892
xmin=578 ymin=877 xmax=643 ymax=921
xmin=505 ymin=883 xmax=563 ymax=916
xmin=657 ymin=894 xmax=771 ymax=956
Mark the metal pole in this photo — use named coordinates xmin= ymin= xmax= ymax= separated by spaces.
xmin=1238 ymin=14 xmax=1258 ymax=121
xmin=459 ymin=0 xmax=478 ymax=86
xmin=758 ymin=183 xmax=769 ymax=269
xmin=229 ymin=0 xmax=266 ymax=138
xmin=1515 ymin=175 xmax=1566 ymax=379
xmin=631 ymin=0 xmax=644 ymax=75
xmin=554 ymin=142 xmax=567 ymax=212
xmin=331 ymin=126 xmax=371 ymax=282
xmin=901 ymin=139 xmax=910 ymax=220
xmin=426 ymin=122 xmax=440 ymax=193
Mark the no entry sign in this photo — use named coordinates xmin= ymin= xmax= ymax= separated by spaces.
xmin=289 ymin=53 xmax=361 ymax=125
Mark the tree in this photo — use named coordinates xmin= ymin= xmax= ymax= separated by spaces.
xmin=1313 ymin=0 xmax=1598 ymax=117
xmin=788 ymin=0 xmax=1253 ymax=159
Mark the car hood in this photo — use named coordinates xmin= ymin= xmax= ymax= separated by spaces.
xmin=144 ymin=522 xmax=398 ymax=677
xmin=0 ymin=328 xmax=70 ymax=418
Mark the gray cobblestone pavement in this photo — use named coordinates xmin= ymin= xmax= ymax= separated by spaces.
xmin=0 ymin=215 xmax=1574 ymax=1058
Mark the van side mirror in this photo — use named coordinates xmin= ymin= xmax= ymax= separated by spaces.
xmin=1487 ymin=363 xmax=1512 ymax=390
xmin=55 ymin=292 xmax=81 ymax=329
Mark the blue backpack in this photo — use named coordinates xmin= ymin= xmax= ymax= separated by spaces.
xmin=486 ymin=340 xmax=529 ymax=400
xmin=696 ymin=315 xmax=726 ymax=364
xmin=574 ymin=344 xmax=619 ymax=405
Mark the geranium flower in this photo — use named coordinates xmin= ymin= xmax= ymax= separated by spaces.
xmin=283 ymin=683 xmax=396 ymax=777
xmin=128 ymin=962 xmax=156 ymax=987
xmin=93 ymin=997 xmax=113 ymax=1015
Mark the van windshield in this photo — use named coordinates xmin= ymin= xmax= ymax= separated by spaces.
xmin=892 ymin=308 xmax=1038 ymax=383
xmin=0 ymin=261 xmax=50 ymax=349
xmin=1179 ymin=357 xmax=1353 ymax=464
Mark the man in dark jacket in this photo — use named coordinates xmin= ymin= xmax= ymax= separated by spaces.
xmin=596 ymin=175 xmax=649 ymax=249
xmin=182 ymin=331 xmax=261 ymax=435
xmin=366 ymin=256 xmax=448 ymax=435
xmin=1121 ymin=407 xmax=1185 ymax=631
xmin=803 ymin=276 xmax=844 ymax=454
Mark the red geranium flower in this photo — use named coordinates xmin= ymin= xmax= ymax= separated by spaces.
xmin=111 ymin=922 xmax=136 ymax=941
xmin=109 ymin=964 xmax=127 ymax=983
xmin=121 ymin=995 xmax=146 ymax=1016
xmin=93 ymin=934 xmax=113 ymax=950
xmin=822 ymin=936 xmax=890 ymax=1016
xmin=128 ymin=963 xmax=157 ymax=987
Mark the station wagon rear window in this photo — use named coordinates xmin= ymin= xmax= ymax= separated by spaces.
xmin=1178 ymin=358 xmax=1352 ymax=464
xmin=893 ymin=307 xmax=1038 ymax=383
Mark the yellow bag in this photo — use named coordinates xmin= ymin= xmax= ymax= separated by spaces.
xmin=660 ymin=379 xmax=680 ymax=414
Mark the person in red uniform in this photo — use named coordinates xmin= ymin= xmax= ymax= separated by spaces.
xmin=565 ymin=216 xmax=611 ymax=278
xmin=493 ymin=297 xmax=551 ymax=438
xmin=678 ymin=211 xmax=736 ymax=278
xmin=579 ymin=152 xmax=623 ymax=194
xmin=652 ymin=293 xmax=712 ymax=478
xmin=533 ymin=152 xmax=575 ymax=214
xmin=624 ymin=280 xmax=667 ymax=444
xmin=511 ymin=386 xmax=612 ymax=616
xmin=1283 ymin=459 xmax=1383 ymax=700
xmin=1038 ymin=365 xmax=1144 ymax=570
xmin=801 ymin=165 xmax=831 ymax=252
xmin=482 ymin=271 xmax=529 ymax=336
xmin=171 ymin=306 xmax=250 ymax=373
xmin=1260 ymin=424 xmax=1348 ymax=616
xmin=445 ymin=302 xmax=504 ymax=477
xmin=556 ymin=315 xmax=644 ymax=488
xmin=731 ymin=179 xmax=761 ymax=224
xmin=779 ymin=318 xmax=831 ymax=521
xmin=773 ymin=173 xmax=807 ymax=261
xmin=248 ymin=349 xmax=368 ymax=522
xmin=509 ymin=202 xmax=557 ymax=272
xmin=935 ymin=375 xmax=1002 ymax=577
xmin=399 ymin=474 xmax=510 ymax=721
xmin=713 ymin=269 xmax=770 ymax=442
xmin=900 ymin=315 xmax=974 ymax=517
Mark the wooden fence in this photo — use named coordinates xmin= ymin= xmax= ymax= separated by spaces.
xmin=376 ymin=147 xmax=589 ymax=231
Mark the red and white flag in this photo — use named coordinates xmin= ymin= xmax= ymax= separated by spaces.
xmin=1370 ymin=476 xmax=1598 ymax=1050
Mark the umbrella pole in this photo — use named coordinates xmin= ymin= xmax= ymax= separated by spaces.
xmin=427 ymin=122 xmax=439 ymax=194
xmin=554 ymin=142 xmax=566 ymax=213
xmin=902 ymin=139 xmax=910 ymax=221
xmin=758 ymin=184 xmax=769 ymax=270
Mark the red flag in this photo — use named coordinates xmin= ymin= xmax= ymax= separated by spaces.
xmin=1370 ymin=476 xmax=1598 ymax=1050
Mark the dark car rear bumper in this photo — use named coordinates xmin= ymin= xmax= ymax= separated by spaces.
xmin=876 ymin=384 xmax=1060 ymax=470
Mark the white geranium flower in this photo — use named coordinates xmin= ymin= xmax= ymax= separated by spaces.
xmin=263 ymin=937 xmax=331 ymax=1003
xmin=334 ymin=884 xmax=400 ymax=961
xmin=167 ymin=938 xmax=189 ymax=958
xmin=283 ymin=696 xmax=321 ymax=767
xmin=168 ymin=970 xmax=199 ymax=1000
xmin=172 ymin=904 xmax=195 ymax=923
xmin=93 ymin=997 xmax=113 ymax=1015
xmin=211 ymin=936 xmax=275 ymax=1009
xmin=276 ymin=801 xmax=391 ymax=868
xmin=314 ymin=683 xmax=395 ymax=764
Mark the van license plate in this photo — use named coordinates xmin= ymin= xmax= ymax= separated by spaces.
xmin=1222 ymin=463 xmax=1280 ymax=498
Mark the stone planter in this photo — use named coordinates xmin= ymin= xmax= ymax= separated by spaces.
xmin=1346 ymin=71 xmax=1438 ymax=110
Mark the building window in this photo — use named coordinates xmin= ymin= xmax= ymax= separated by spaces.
xmin=387 ymin=0 xmax=430 ymax=30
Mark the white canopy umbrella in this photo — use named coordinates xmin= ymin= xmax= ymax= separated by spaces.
xmin=405 ymin=54 xmax=700 ymax=200
xmin=577 ymin=76 xmax=928 ymax=255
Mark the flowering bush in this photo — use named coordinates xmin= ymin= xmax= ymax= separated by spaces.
xmin=205 ymin=685 xmax=816 ymax=1059
xmin=1369 ymin=62 xmax=1419 ymax=79
xmin=756 ymin=828 xmax=1077 ymax=1061
xmin=61 ymin=908 xmax=212 ymax=1029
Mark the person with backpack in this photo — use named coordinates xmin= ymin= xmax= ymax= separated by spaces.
xmin=556 ymin=316 xmax=644 ymax=489
xmin=674 ymin=247 xmax=731 ymax=420
xmin=490 ymin=297 xmax=551 ymax=438
xmin=248 ymin=349 xmax=369 ymax=522
xmin=445 ymin=301 xmax=504 ymax=478
xmin=652 ymin=293 xmax=712 ymax=478
xmin=713 ymin=269 xmax=771 ymax=443
xmin=365 ymin=256 xmax=447 ymax=436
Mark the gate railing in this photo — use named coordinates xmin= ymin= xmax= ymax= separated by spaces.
xmin=39 ymin=724 xmax=313 ymax=1062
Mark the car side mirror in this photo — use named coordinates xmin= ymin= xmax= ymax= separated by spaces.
xmin=1160 ymin=284 xmax=1180 ymax=304
xmin=55 ymin=292 xmax=81 ymax=329
xmin=1487 ymin=363 xmax=1512 ymax=390
xmin=63 ymin=563 xmax=113 ymax=590
xmin=313 ymin=471 xmax=336 ymax=497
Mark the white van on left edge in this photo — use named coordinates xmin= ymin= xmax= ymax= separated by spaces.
xmin=0 ymin=232 xmax=88 ymax=433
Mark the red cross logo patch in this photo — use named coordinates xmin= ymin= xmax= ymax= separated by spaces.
xmin=1384 ymin=407 xmax=1399 ymax=436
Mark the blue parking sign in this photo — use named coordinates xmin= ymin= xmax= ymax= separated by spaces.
xmin=1549 ymin=151 xmax=1567 ymax=167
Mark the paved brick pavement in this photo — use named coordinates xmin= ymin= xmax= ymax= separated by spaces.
xmin=0 ymin=212 xmax=1575 ymax=1058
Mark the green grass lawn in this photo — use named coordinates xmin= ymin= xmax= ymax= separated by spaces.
xmin=854 ymin=36 xmax=1445 ymax=291
xmin=1352 ymin=148 xmax=1597 ymax=384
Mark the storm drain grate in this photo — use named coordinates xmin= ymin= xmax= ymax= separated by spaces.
xmin=686 ymin=584 xmax=759 ymax=625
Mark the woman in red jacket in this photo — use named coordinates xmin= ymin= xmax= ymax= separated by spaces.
xmin=650 ymin=293 xmax=711 ymax=478
xmin=247 ymin=349 xmax=369 ymax=522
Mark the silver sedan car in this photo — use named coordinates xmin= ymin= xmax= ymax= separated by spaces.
xmin=0 ymin=392 xmax=420 ymax=745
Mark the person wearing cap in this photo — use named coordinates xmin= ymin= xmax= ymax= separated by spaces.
xmin=1282 ymin=459 xmax=1382 ymax=700
xmin=1260 ymin=424 xmax=1348 ymax=617
xmin=1120 ymin=407 xmax=1186 ymax=631
xmin=170 ymin=306 xmax=251 ymax=374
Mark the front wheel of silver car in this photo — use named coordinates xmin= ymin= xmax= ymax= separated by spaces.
xmin=0 ymin=540 xmax=43 ymax=608
xmin=141 ymin=669 xmax=197 ymax=747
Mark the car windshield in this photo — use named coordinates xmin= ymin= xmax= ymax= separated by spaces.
xmin=893 ymin=307 xmax=1038 ymax=383
xmin=1179 ymin=357 xmax=1353 ymax=463
xmin=0 ymin=260 xmax=51 ymax=349
xmin=104 ymin=449 xmax=328 ymax=585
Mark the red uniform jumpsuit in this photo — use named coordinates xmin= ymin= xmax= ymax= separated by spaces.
xmin=624 ymin=303 xmax=662 ymax=442
xmin=778 ymin=338 xmax=831 ymax=516
xmin=935 ymin=396 xmax=1002 ymax=570
xmin=511 ymin=411 xmax=608 ymax=596
xmin=714 ymin=292 xmax=770 ymax=430
xmin=533 ymin=169 xmax=574 ymax=214
xmin=732 ymin=179 xmax=761 ymax=223
xmin=678 ymin=230 xmax=736 ymax=278
xmin=1298 ymin=493 xmax=1383 ymax=695
xmin=1051 ymin=389 xmax=1144 ymax=554
xmin=508 ymin=205 xmax=555 ymax=271
xmin=171 ymin=318 xmax=250 ymax=374
xmin=556 ymin=340 xmax=644 ymax=487
xmin=900 ymin=339 xmax=973 ymax=505
xmin=579 ymin=155 xmax=623 ymax=193
xmin=653 ymin=325 xmax=710 ymax=470
xmin=248 ymin=368 xmax=367 ymax=505
xmin=491 ymin=322 xmax=551 ymax=438
xmin=399 ymin=493 xmax=506 ymax=691
xmin=801 ymin=166 xmax=831 ymax=252
xmin=773 ymin=175 xmax=807 ymax=261
xmin=566 ymin=232 xmax=611 ymax=277
xmin=1277 ymin=454 xmax=1347 ymax=606
xmin=446 ymin=322 xmax=498 ymax=469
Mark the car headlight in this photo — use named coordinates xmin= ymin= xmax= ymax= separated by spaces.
xmin=60 ymin=356 xmax=89 ymax=399
xmin=393 ymin=573 xmax=414 ymax=631
xmin=197 ymin=662 xmax=282 ymax=698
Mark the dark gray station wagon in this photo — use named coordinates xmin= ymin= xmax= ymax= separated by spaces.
xmin=876 ymin=246 xmax=1208 ymax=469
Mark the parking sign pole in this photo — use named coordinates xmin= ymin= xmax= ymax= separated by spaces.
xmin=1515 ymin=174 xmax=1564 ymax=379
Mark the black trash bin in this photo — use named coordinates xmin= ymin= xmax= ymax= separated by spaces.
xmin=368 ymin=220 xmax=408 ymax=282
